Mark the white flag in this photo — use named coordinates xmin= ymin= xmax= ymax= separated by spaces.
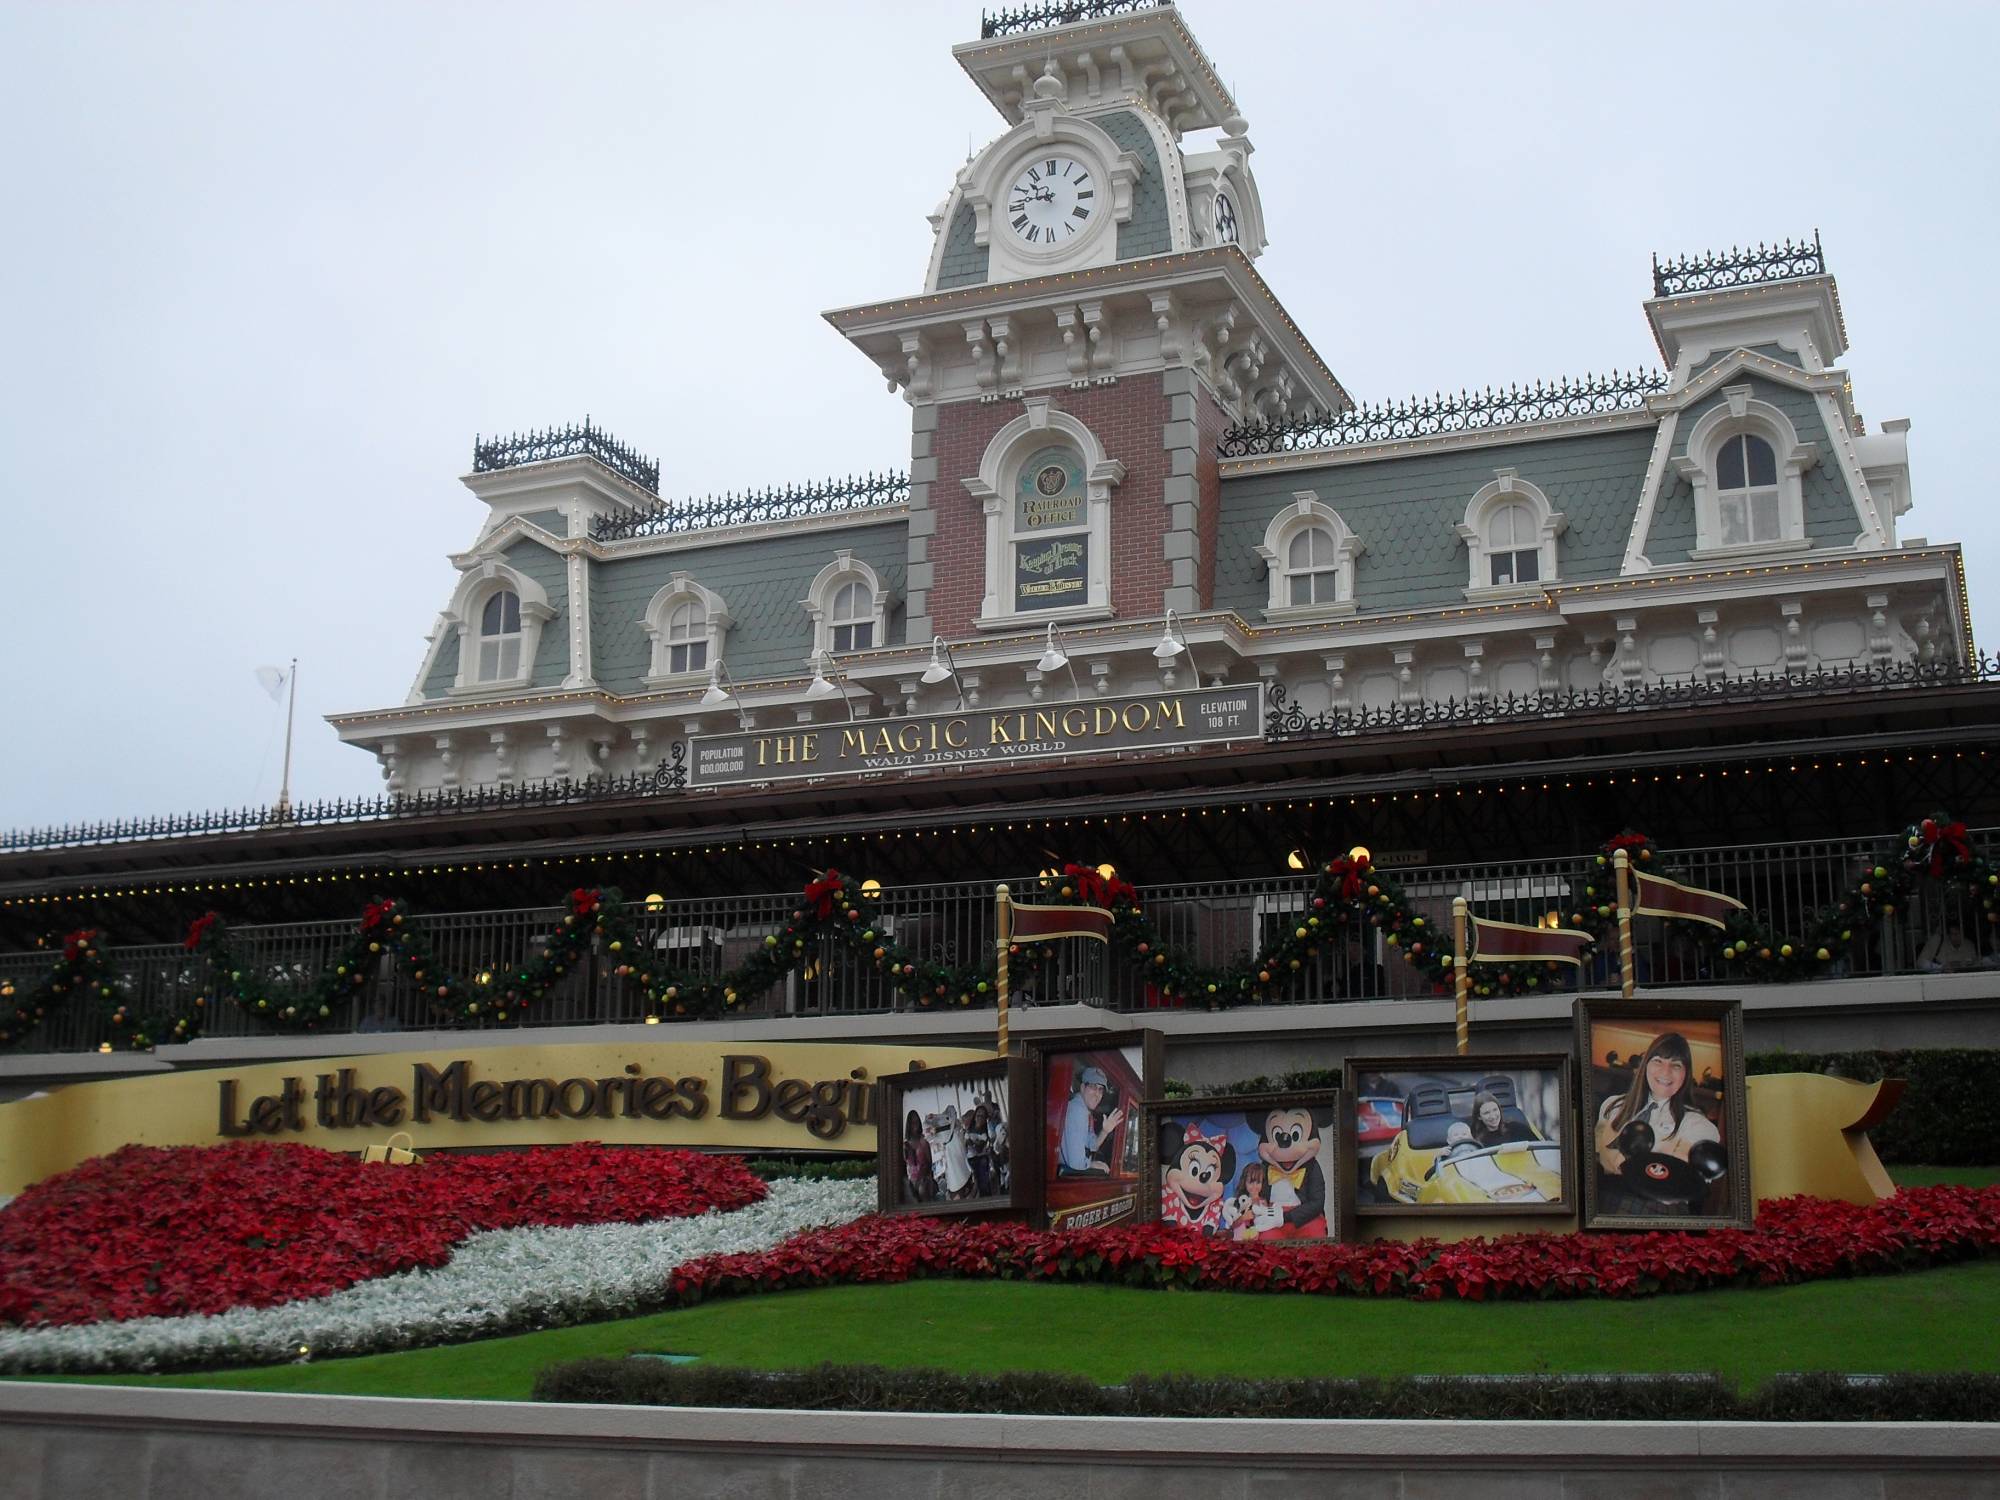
xmin=255 ymin=665 xmax=289 ymax=702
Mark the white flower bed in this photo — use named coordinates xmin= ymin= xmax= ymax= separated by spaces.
xmin=0 ymin=1177 xmax=872 ymax=1375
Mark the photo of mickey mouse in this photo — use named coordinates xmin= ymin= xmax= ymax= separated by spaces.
xmin=1143 ymin=1091 xmax=1349 ymax=1243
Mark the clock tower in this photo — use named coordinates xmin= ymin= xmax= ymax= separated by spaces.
xmin=826 ymin=1 xmax=1347 ymax=650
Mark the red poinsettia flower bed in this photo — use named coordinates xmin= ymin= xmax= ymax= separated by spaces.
xmin=671 ymin=1185 xmax=2000 ymax=1306
xmin=0 ymin=1142 xmax=763 ymax=1327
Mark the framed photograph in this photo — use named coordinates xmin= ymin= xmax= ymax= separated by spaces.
xmin=1141 ymin=1089 xmax=1353 ymax=1245
xmin=1343 ymin=1054 xmax=1574 ymax=1218
xmin=1574 ymin=997 xmax=1751 ymax=1230
xmin=1020 ymin=1030 xmax=1165 ymax=1231
xmin=875 ymin=1058 xmax=1022 ymax=1217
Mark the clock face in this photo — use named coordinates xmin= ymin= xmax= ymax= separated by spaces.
xmin=1005 ymin=155 xmax=1094 ymax=247
xmin=1214 ymin=191 xmax=1239 ymax=246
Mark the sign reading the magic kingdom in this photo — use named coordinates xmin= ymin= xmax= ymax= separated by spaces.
xmin=687 ymin=684 xmax=1266 ymax=789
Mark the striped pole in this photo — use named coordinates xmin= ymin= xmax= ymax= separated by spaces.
xmin=1452 ymin=896 xmax=1470 ymax=1055
xmin=1614 ymin=848 xmax=1636 ymax=1000
xmin=994 ymin=883 xmax=1012 ymax=1058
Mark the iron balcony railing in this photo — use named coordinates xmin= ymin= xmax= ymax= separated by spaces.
xmin=3 ymin=829 xmax=1990 ymax=1055
xmin=980 ymin=0 xmax=1168 ymax=40
xmin=5 ymin=657 xmax=1997 ymax=855
xmin=591 ymin=470 xmax=910 ymax=543
xmin=1652 ymin=233 xmax=1826 ymax=299
xmin=471 ymin=418 xmax=659 ymax=494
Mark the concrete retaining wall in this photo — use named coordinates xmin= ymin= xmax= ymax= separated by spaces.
xmin=1 ymin=1384 xmax=1995 ymax=1499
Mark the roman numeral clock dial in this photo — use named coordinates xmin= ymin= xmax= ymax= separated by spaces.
xmin=1006 ymin=156 xmax=1093 ymax=246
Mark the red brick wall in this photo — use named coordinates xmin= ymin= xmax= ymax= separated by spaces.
xmin=928 ymin=375 xmax=1173 ymax=636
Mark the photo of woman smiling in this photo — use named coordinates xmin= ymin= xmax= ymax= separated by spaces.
xmin=1578 ymin=1001 xmax=1745 ymax=1227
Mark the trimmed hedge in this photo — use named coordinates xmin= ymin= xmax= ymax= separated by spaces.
xmin=1166 ymin=1048 xmax=2000 ymax=1166
xmin=740 ymin=1157 xmax=876 ymax=1183
xmin=533 ymin=1359 xmax=2000 ymax=1422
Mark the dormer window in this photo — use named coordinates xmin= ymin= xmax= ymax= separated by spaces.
xmin=477 ymin=591 xmax=523 ymax=682
xmin=1256 ymin=493 xmax=1362 ymax=618
xmin=1715 ymin=433 xmax=1780 ymax=546
xmin=1486 ymin=502 xmax=1541 ymax=587
xmin=803 ymin=551 xmax=890 ymax=657
xmin=642 ymin=574 xmax=733 ymax=687
xmin=1674 ymin=387 xmax=1820 ymax=561
xmin=665 ymin=599 xmax=708 ymax=675
xmin=829 ymin=581 xmax=874 ymax=651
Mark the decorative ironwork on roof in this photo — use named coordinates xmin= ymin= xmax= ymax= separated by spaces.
xmin=1217 ymin=370 xmax=1669 ymax=458
xmin=592 ymin=470 xmax=910 ymax=542
xmin=471 ymin=418 xmax=660 ymax=494
xmin=1652 ymin=233 xmax=1826 ymax=298
xmin=980 ymin=0 xmax=1168 ymax=40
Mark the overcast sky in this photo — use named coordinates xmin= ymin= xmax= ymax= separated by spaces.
xmin=3 ymin=1 xmax=1996 ymax=831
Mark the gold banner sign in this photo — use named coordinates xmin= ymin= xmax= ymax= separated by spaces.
xmin=0 ymin=1040 xmax=989 ymax=1196
xmin=688 ymin=683 xmax=1265 ymax=789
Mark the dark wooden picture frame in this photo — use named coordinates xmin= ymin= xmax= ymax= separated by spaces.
xmin=1342 ymin=1053 xmax=1575 ymax=1219
xmin=875 ymin=1057 xmax=1024 ymax=1218
xmin=1574 ymin=996 xmax=1751 ymax=1231
xmin=1140 ymin=1088 xmax=1353 ymax=1245
xmin=1019 ymin=1029 xmax=1165 ymax=1231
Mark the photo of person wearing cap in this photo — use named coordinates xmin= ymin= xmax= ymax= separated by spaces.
xmin=1058 ymin=1063 xmax=1126 ymax=1175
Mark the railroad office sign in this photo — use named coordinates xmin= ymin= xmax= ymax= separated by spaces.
xmin=687 ymin=683 xmax=1266 ymax=789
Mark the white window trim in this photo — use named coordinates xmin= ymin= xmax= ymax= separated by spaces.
xmin=1674 ymin=385 xmax=1821 ymax=564
xmin=1255 ymin=491 xmax=1363 ymax=620
xmin=800 ymin=549 xmax=890 ymax=657
xmin=641 ymin=573 xmax=734 ymax=689
xmin=966 ymin=396 xmax=1125 ymax=629
xmin=1457 ymin=469 xmax=1565 ymax=601
xmin=445 ymin=561 xmax=557 ymax=695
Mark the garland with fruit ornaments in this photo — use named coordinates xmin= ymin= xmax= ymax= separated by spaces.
xmin=7 ymin=812 xmax=1983 ymax=1050
xmin=1567 ymin=814 xmax=1995 ymax=983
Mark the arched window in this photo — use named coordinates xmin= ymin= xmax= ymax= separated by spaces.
xmin=1256 ymin=493 xmax=1363 ymax=617
xmin=966 ymin=399 xmax=1123 ymax=626
xmin=1286 ymin=526 xmax=1340 ymax=606
xmin=1715 ymin=432 xmax=1780 ymax=546
xmin=665 ymin=598 xmax=708 ymax=675
xmin=802 ymin=551 xmax=890 ymax=658
xmin=642 ymin=574 xmax=732 ymax=686
xmin=1486 ymin=501 xmax=1541 ymax=587
xmin=1458 ymin=471 xmax=1563 ymax=597
xmin=829 ymin=580 xmax=874 ymax=651
xmin=1674 ymin=386 xmax=1820 ymax=559
xmin=477 ymin=590 xmax=523 ymax=682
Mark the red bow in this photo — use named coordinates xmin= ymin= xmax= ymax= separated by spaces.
xmin=804 ymin=870 xmax=845 ymax=920
xmin=1608 ymin=832 xmax=1651 ymax=852
xmin=568 ymin=887 xmax=601 ymax=919
xmin=360 ymin=899 xmax=397 ymax=933
xmin=1325 ymin=857 xmax=1365 ymax=901
xmin=61 ymin=929 xmax=97 ymax=963
xmin=1182 ymin=1121 xmax=1229 ymax=1154
xmin=184 ymin=912 xmax=219 ymax=953
xmin=1916 ymin=818 xmax=1972 ymax=878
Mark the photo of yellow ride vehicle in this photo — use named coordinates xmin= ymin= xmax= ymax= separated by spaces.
xmin=1348 ymin=1058 xmax=1574 ymax=1214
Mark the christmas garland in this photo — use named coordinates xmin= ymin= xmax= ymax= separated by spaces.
xmin=2 ymin=812 xmax=1985 ymax=1051
xmin=1567 ymin=814 xmax=1996 ymax=983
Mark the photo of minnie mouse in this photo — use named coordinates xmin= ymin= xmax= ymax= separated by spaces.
xmin=1141 ymin=1090 xmax=1352 ymax=1244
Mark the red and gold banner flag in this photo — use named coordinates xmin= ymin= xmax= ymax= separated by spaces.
xmin=1009 ymin=902 xmax=1114 ymax=943
xmin=1469 ymin=914 xmax=1593 ymax=967
xmin=1632 ymin=869 xmax=1746 ymax=930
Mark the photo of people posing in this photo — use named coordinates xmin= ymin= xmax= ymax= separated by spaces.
xmin=1344 ymin=1056 xmax=1572 ymax=1216
xmin=1576 ymin=998 xmax=1750 ymax=1229
xmin=1028 ymin=1031 xmax=1163 ymax=1232
xmin=875 ymin=1059 xmax=1017 ymax=1217
xmin=1142 ymin=1091 xmax=1350 ymax=1244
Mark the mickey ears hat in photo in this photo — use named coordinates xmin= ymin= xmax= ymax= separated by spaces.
xmin=1078 ymin=1066 xmax=1109 ymax=1087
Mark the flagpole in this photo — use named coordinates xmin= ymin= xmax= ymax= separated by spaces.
xmin=277 ymin=657 xmax=297 ymax=821
xmin=994 ymin=883 xmax=1012 ymax=1058
xmin=1451 ymin=896 xmax=1470 ymax=1056
xmin=1614 ymin=847 xmax=1635 ymax=1000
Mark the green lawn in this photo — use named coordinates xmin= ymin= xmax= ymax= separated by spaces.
xmin=1889 ymin=1164 xmax=2000 ymax=1188
xmin=38 ymin=1165 xmax=1997 ymax=1401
